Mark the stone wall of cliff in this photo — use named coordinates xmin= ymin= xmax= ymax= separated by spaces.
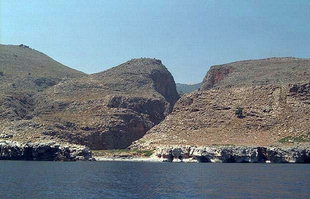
xmin=201 ymin=57 xmax=310 ymax=90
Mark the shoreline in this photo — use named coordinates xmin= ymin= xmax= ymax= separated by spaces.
xmin=93 ymin=156 xmax=162 ymax=162
xmin=0 ymin=140 xmax=309 ymax=163
xmin=93 ymin=145 xmax=310 ymax=163
xmin=0 ymin=140 xmax=92 ymax=161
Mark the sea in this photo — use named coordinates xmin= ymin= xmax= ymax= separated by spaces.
xmin=0 ymin=161 xmax=309 ymax=199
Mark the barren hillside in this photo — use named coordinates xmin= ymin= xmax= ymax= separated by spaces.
xmin=0 ymin=47 xmax=179 ymax=149
xmin=133 ymin=58 xmax=310 ymax=149
xmin=0 ymin=44 xmax=85 ymax=92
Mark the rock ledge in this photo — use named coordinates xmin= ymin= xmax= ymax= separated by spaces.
xmin=153 ymin=146 xmax=310 ymax=163
xmin=0 ymin=140 xmax=92 ymax=161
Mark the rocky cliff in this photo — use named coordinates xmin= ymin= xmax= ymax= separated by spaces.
xmin=201 ymin=57 xmax=310 ymax=90
xmin=0 ymin=140 xmax=92 ymax=161
xmin=151 ymin=145 xmax=310 ymax=163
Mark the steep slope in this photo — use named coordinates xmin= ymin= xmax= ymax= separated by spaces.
xmin=176 ymin=83 xmax=202 ymax=94
xmin=134 ymin=83 xmax=310 ymax=149
xmin=2 ymin=57 xmax=179 ymax=149
xmin=133 ymin=57 xmax=310 ymax=149
xmin=201 ymin=57 xmax=310 ymax=90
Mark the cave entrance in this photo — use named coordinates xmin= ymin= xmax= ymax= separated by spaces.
xmin=196 ymin=156 xmax=210 ymax=163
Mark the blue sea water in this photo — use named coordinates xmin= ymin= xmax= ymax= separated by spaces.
xmin=0 ymin=161 xmax=309 ymax=199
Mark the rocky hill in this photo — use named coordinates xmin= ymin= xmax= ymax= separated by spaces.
xmin=201 ymin=57 xmax=310 ymax=90
xmin=33 ymin=58 xmax=179 ymax=149
xmin=0 ymin=44 xmax=86 ymax=120
xmin=132 ymin=58 xmax=310 ymax=150
xmin=0 ymin=47 xmax=179 ymax=150
xmin=0 ymin=44 xmax=85 ymax=92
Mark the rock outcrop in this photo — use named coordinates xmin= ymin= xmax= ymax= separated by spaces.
xmin=201 ymin=57 xmax=310 ymax=90
xmin=152 ymin=145 xmax=310 ymax=163
xmin=0 ymin=140 xmax=92 ymax=161
xmin=201 ymin=65 xmax=233 ymax=90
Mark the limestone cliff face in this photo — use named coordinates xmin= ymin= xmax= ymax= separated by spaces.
xmin=149 ymin=67 xmax=179 ymax=108
xmin=106 ymin=96 xmax=170 ymax=125
xmin=151 ymin=145 xmax=310 ymax=163
xmin=0 ymin=140 xmax=92 ymax=161
xmin=201 ymin=57 xmax=310 ymax=90
xmin=201 ymin=65 xmax=233 ymax=90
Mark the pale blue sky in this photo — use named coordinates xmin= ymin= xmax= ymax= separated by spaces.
xmin=1 ymin=0 xmax=309 ymax=83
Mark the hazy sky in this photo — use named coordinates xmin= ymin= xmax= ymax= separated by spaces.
xmin=1 ymin=0 xmax=309 ymax=83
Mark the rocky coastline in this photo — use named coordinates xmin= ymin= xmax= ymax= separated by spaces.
xmin=2 ymin=141 xmax=309 ymax=163
xmin=152 ymin=145 xmax=310 ymax=163
xmin=0 ymin=140 xmax=92 ymax=161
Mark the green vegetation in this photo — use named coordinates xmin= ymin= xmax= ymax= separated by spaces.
xmin=92 ymin=149 xmax=128 ymax=156
xmin=235 ymin=107 xmax=244 ymax=118
xmin=139 ymin=150 xmax=154 ymax=157
xmin=92 ymin=149 xmax=154 ymax=157
xmin=278 ymin=135 xmax=310 ymax=143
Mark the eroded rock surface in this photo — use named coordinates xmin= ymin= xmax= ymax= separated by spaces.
xmin=0 ymin=140 xmax=92 ymax=161
xmin=152 ymin=145 xmax=310 ymax=163
xmin=201 ymin=57 xmax=310 ymax=90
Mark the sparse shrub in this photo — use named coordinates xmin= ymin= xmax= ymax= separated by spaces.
xmin=278 ymin=135 xmax=310 ymax=143
xmin=0 ymin=72 xmax=3 ymax=76
xmin=278 ymin=137 xmax=290 ymax=143
xmin=235 ymin=107 xmax=244 ymax=118
xmin=34 ymin=77 xmax=57 ymax=87
xmin=19 ymin=44 xmax=29 ymax=48
xmin=141 ymin=150 xmax=154 ymax=157
xmin=91 ymin=149 xmax=154 ymax=157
